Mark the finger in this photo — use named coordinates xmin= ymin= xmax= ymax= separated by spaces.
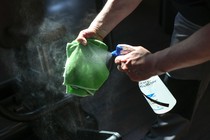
xmin=76 ymin=37 xmax=87 ymax=46
xmin=76 ymin=30 xmax=90 ymax=45
xmin=117 ymin=64 xmax=123 ymax=72
xmin=116 ymin=62 xmax=129 ymax=73
xmin=121 ymin=62 xmax=129 ymax=71
xmin=76 ymin=31 xmax=88 ymax=45
xmin=114 ymin=55 xmax=127 ymax=64
xmin=114 ymin=57 xmax=121 ymax=64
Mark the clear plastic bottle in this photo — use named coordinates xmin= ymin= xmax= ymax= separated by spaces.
xmin=112 ymin=45 xmax=176 ymax=114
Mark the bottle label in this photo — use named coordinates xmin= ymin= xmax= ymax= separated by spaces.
xmin=138 ymin=76 xmax=176 ymax=114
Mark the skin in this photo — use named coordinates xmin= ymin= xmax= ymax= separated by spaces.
xmin=76 ymin=0 xmax=210 ymax=82
xmin=76 ymin=0 xmax=142 ymax=45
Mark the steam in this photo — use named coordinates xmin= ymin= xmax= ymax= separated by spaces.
xmin=16 ymin=3 xmax=98 ymax=140
xmin=0 ymin=0 xmax=100 ymax=139
xmin=22 ymin=16 xmax=79 ymax=140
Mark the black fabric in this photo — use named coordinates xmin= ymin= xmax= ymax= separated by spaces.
xmin=173 ymin=0 xmax=204 ymax=5
xmin=163 ymin=74 xmax=200 ymax=120
xmin=171 ymin=0 xmax=210 ymax=26
xmin=187 ymin=84 xmax=210 ymax=140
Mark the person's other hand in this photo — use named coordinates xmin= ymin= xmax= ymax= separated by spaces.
xmin=76 ymin=28 xmax=103 ymax=46
xmin=114 ymin=44 xmax=154 ymax=81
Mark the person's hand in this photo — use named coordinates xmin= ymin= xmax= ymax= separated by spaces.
xmin=76 ymin=28 xmax=103 ymax=46
xmin=114 ymin=44 xmax=155 ymax=81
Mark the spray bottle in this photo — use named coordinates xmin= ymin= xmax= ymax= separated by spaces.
xmin=111 ymin=45 xmax=176 ymax=114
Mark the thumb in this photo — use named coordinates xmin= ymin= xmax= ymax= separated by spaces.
xmin=76 ymin=37 xmax=87 ymax=46
xmin=114 ymin=55 xmax=127 ymax=64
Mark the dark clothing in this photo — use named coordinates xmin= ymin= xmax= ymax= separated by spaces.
xmin=172 ymin=0 xmax=210 ymax=26
xmin=164 ymin=76 xmax=200 ymax=120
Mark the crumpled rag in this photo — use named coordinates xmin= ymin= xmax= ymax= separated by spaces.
xmin=63 ymin=39 xmax=109 ymax=97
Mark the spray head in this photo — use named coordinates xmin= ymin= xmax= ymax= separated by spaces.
xmin=111 ymin=45 xmax=135 ymax=57
xmin=111 ymin=45 xmax=123 ymax=57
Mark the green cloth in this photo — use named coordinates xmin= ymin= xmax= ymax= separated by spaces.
xmin=63 ymin=39 xmax=109 ymax=97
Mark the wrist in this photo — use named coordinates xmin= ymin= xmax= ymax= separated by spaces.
xmin=88 ymin=24 xmax=108 ymax=40
xmin=152 ymin=51 xmax=173 ymax=75
xmin=95 ymin=29 xmax=107 ymax=40
xmin=146 ymin=53 xmax=167 ymax=76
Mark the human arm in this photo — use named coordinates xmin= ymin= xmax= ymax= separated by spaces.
xmin=76 ymin=0 xmax=142 ymax=45
xmin=115 ymin=23 xmax=210 ymax=81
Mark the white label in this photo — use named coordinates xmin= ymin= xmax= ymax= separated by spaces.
xmin=139 ymin=76 xmax=176 ymax=114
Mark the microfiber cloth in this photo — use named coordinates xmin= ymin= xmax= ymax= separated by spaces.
xmin=63 ymin=39 xmax=110 ymax=97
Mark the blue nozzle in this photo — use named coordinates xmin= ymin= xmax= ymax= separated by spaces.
xmin=111 ymin=45 xmax=123 ymax=57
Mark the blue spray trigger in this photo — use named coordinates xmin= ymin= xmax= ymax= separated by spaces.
xmin=111 ymin=45 xmax=123 ymax=57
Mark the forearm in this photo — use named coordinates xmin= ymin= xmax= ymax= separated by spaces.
xmin=89 ymin=0 xmax=142 ymax=38
xmin=151 ymin=23 xmax=210 ymax=75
